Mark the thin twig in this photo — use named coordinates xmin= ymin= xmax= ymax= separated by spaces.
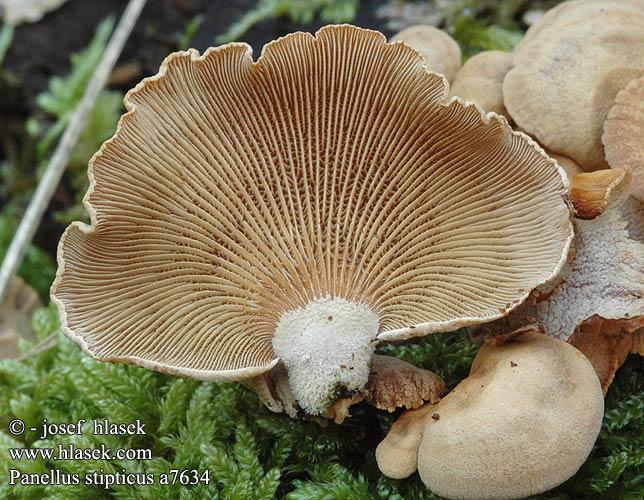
xmin=17 ymin=333 xmax=58 ymax=361
xmin=0 ymin=0 xmax=147 ymax=304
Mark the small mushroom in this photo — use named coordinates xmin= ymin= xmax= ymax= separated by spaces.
xmin=568 ymin=168 xmax=628 ymax=219
xmin=504 ymin=1 xmax=644 ymax=170
xmin=375 ymin=403 xmax=433 ymax=479
xmin=365 ymin=354 xmax=444 ymax=412
xmin=603 ymin=75 xmax=644 ymax=201
xmin=52 ymin=25 xmax=573 ymax=419
xmin=416 ymin=329 xmax=603 ymax=500
xmin=390 ymin=25 xmax=461 ymax=82
xmin=450 ymin=50 xmax=513 ymax=118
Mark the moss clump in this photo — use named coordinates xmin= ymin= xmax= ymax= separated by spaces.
xmin=1 ymin=304 xmax=642 ymax=499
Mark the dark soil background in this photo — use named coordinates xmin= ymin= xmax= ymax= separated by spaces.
xmin=5 ymin=0 xmax=389 ymax=104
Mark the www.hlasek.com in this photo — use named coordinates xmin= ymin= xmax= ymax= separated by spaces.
xmin=6 ymin=418 xmax=210 ymax=488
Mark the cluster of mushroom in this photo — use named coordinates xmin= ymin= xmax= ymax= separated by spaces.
xmin=490 ymin=0 xmax=644 ymax=388
xmin=405 ymin=0 xmax=644 ymax=200
xmin=52 ymin=23 xmax=574 ymax=422
xmin=49 ymin=18 xmax=638 ymax=500
xmin=397 ymin=0 xmax=644 ymax=389
xmin=372 ymin=2 xmax=644 ymax=497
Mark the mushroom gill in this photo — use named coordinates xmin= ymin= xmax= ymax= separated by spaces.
xmin=52 ymin=25 xmax=572 ymax=416
xmin=477 ymin=168 xmax=644 ymax=392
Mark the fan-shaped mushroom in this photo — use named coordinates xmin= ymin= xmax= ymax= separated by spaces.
xmin=504 ymin=0 xmax=644 ymax=170
xmin=52 ymin=25 xmax=573 ymax=418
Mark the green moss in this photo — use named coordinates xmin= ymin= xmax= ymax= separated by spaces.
xmin=1 ymin=306 xmax=641 ymax=499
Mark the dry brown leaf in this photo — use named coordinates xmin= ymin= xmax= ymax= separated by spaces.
xmin=0 ymin=278 xmax=41 ymax=358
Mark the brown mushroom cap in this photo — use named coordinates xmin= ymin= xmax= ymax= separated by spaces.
xmin=504 ymin=2 xmax=644 ymax=170
xmin=52 ymin=26 xmax=572 ymax=414
xmin=450 ymin=50 xmax=513 ymax=118
xmin=365 ymin=354 xmax=444 ymax=412
xmin=417 ymin=329 xmax=604 ymax=500
xmin=603 ymin=75 xmax=644 ymax=201
xmin=569 ymin=168 xmax=628 ymax=219
xmin=390 ymin=25 xmax=461 ymax=82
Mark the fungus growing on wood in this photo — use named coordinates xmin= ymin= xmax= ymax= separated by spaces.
xmin=390 ymin=25 xmax=461 ymax=82
xmin=603 ymin=75 xmax=644 ymax=201
xmin=416 ymin=329 xmax=603 ymax=500
xmin=478 ymin=168 xmax=644 ymax=391
xmin=450 ymin=50 xmax=513 ymax=118
xmin=504 ymin=1 xmax=644 ymax=170
xmin=52 ymin=25 xmax=573 ymax=418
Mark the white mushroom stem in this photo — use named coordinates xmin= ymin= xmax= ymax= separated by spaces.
xmin=272 ymin=297 xmax=379 ymax=416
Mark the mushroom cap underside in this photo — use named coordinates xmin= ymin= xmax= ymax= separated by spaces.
xmin=52 ymin=25 xmax=572 ymax=381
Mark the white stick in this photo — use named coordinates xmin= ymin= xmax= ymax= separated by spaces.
xmin=0 ymin=0 xmax=147 ymax=303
